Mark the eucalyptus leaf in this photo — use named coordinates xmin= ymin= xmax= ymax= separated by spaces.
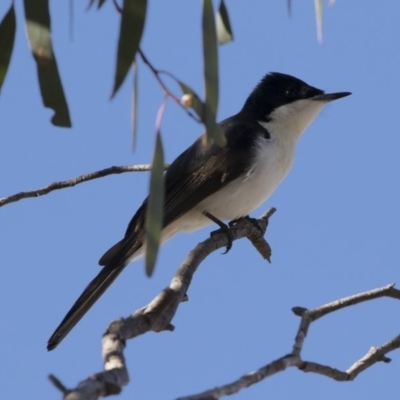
xmin=216 ymin=0 xmax=233 ymax=45
xmin=23 ymin=0 xmax=71 ymax=127
xmin=202 ymin=0 xmax=226 ymax=147
xmin=145 ymin=131 xmax=165 ymax=277
xmin=314 ymin=0 xmax=323 ymax=43
xmin=131 ymin=60 xmax=139 ymax=149
xmin=112 ymin=0 xmax=147 ymax=97
xmin=202 ymin=102 xmax=226 ymax=147
xmin=202 ymin=0 xmax=218 ymax=115
xmin=0 ymin=4 xmax=16 ymax=93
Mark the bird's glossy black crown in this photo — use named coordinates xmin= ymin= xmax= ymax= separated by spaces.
xmin=241 ymin=72 xmax=324 ymax=121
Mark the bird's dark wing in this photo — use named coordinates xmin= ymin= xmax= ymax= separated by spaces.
xmin=101 ymin=115 xmax=266 ymax=266
xmin=47 ymin=116 xmax=268 ymax=350
xmin=161 ymin=117 xmax=268 ymax=225
xmin=132 ymin=115 xmax=267 ymax=234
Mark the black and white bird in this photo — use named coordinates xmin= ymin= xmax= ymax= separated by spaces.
xmin=47 ymin=72 xmax=351 ymax=350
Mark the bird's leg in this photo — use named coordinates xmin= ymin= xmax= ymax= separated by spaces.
xmin=202 ymin=211 xmax=233 ymax=254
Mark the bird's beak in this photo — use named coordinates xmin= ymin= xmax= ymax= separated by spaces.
xmin=313 ymin=92 xmax=352 ymax=102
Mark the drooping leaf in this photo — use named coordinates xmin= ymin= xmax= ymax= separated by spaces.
xmin=314 ymin=0 xmax=323 ymax=44
xmin=23 ymin=0 xmax=71 ymax=127
xmin=145 ymin=131 xmax=165 ymax=277
xmin=216 ymin=0 xmax=233 ymax=45
xmin=131 ymin=60 xmax=138 ymax=150
xmin=0 ymin=4 xmax=16 ymax=93
xmin=201 ymin=102 xmax=225 ymax=147
xmin=178 ymin=80 xmax=226 ymax=147
xmin=202 ymin=0 xmax=225 ymax=147
xmin=112 ymin=0 xmax=147 ymax=97
xmin=202 ymin=0 xmax=218 ymax=114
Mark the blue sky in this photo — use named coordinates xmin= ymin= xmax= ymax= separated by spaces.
xmin=1 ymin=1 xmax=400 ymax=399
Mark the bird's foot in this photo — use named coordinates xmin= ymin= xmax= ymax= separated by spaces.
xmin=229 ymin=215 xmax=264 ymax=235
xmin=203 ymin=211 xmax=233 ymax=254
xmin=228 ymin=218 xmax=240 ymax=227
xmin=243 ymin=215 xmax=264 ymax=235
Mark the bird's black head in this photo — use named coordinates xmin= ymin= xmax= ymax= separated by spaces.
xmin=241 ymin=72 xmax=324 ymax=121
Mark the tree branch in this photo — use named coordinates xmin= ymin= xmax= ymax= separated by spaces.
xmin=178 ymin=284 xmax=400 ymax=399
xmin=47 ymin=210 xmax=400 ymax=399
xmin=48 ymin=209 xmax=276 ymax=399
xmin=0 ymin=164 xmax=169 ymax=208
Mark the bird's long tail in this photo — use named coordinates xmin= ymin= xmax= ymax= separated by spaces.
xmin=47 ymin=239 xmax=141 ymax=351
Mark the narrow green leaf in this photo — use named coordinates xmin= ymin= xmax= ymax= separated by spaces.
xmin=23 ymin=0 xmax=71 ymax=127
xmin=145 ymin=131 xmax=165 ymax=277
xmin=314 ymin=0 xmax=323 ymax=44
xmin=202 ymin=0 xmax=225 ymax=147
xmin=0 ymin=4 xmax=16 ymax=93
xmin=131 ymin=60 xmax=138 ymax=150
xmin=202 ymin=0 xmax=218 ymax=114
xmin=112 ymin=0 xmax=147 ymax=97
xmin=202 ymin=102 xmax=226 ymax=147
xmin=178 ymin=80 xmax=226 ymax=147
xmin=216 ymin=0 xmax=233 ymax=45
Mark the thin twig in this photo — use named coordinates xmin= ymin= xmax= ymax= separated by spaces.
xmin=346 ymin=335 xmax=400 ymax=379
xmin=110 ymin=0 xmax=199 ymax=122
xmin=0 ymin=164 xmax=169 ymax=208
xmin=137 ymin=49 xmax=201 ymax=122
xmin=306 ymin=283 xmax=399 ymax=322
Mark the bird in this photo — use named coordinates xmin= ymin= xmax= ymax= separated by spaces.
xmin=47 ymin=72 xmax=351 ymax=350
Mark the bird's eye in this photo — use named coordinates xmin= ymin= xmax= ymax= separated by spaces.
xmin=285 ymin=87 xmax=297 ymax=98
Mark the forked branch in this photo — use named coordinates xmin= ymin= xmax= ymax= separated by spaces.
xmin=178 ymin=284 xmax=400 ymax=400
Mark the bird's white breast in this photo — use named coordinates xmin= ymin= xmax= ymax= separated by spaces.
xmin=162 ymin=97 xmax=326 ymax=240
xmin=162 ymin=132 xmax=296 ymax=241
xmin=198 ymin=134 xmax=295 ymax=219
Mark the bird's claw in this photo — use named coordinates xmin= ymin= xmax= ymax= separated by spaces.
xmin=210 ymin=225 xmax=233 ymax=254
xmin=203 ymin=211 xmax=233 ymax=254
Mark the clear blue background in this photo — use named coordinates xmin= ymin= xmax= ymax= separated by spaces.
xmin=1 ymin=1 xmax=399 ymax=399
